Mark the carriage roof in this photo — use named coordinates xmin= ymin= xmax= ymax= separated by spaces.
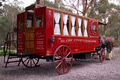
xmin=25 ymin=3 xmax=106 ymax=25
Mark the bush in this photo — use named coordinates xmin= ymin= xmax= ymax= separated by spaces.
xmin=0 ymin=50 xmax=3 ymax=56
xmin=114 ymin=40 xmax=120 ymax=47
xmin=0 ymin=50 xmax=16 ymax=56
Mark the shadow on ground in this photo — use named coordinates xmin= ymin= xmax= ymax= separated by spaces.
xmin=1 ymin=58 xmax=100 ymax=77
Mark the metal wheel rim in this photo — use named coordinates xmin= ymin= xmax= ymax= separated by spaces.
xmin=53 ymin=45 xmax=73 ymax=75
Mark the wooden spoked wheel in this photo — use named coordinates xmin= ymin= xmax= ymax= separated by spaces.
xmin=53 ymin=45 xmax=73 ymax=75
xmin=99 ymin=48 xmax=105 ymax=62
xmin=22 ymin=56 xmax=39 ymax=68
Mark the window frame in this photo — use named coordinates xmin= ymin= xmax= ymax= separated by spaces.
xmin=54 ymin=12 xmax=61 ymax=35
xmin=26 ymin=11 xmax=34 ymax=28
xmin=91 ymin=24 xmax=98 ymax=36
xmin=19 ymin=20 xmax=25 ymax=31
xmin=36 ymin=15 xmax=44 ymax=28
xmin=83 ymin=18 xmax=89 ymax=37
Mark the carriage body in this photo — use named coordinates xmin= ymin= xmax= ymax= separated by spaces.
xmin=17 ymin=6 xmax=100 ymax=57
xmin=3 ymin=4 xmax=106 ymax=74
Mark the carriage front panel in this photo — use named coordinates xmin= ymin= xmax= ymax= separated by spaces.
xmin=35 ymin=7 xmax=46 ymax=56
xmin=88 ymin=20 xmax=99 ymax=38
xmin=17 ymin=13 xmax=25 ymax=53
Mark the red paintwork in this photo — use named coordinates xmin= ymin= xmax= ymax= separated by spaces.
xmin=17 ymin=31 xmax=25 ymax=52
xmin=17 ymin=7 xmax=100 ymax=56
xmin=17 ymin=12 xmax=25 ymax=53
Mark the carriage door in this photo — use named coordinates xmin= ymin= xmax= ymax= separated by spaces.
xmin=25 ymin=10 xmax=35 ymax=53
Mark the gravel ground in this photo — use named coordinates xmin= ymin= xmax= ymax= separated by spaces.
xmin=0 ymin=48 xmax=120 ymax=80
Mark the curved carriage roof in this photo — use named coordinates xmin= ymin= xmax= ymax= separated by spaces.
xmin=25 ymin=3 xmax=106 ymax=25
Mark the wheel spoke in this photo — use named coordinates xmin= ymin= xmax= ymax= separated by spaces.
xmin=30 ymin=59 xmax=32 ymax=67
xmin=59 ymin=62 xmax=63 ymax=74
xmin=100 ymin=48 xmax=105 ymax=62
xmin=23 ymin=58 xmax=29 ymax=63
xmin=32 ymin=59 xmax=36 ymax=65
xmin=26 ymin=59 xmax=30 ymax=66
xmin=54 ymin=60 xmax=62 ymax=63
xmin=53 ymin=45 xmax=73 ymax=74
xmin=65 ymin=61 xmax=69 ymax=71
xmin=65 ymin=60 xmax=72 ymax=66
xmin=55 ymin=61 xmax=63 ymax=69
xmin=22 ymin=57 xmax=39 ymax=68
xmin=57 ymin=49 xmax=62 ymax=55
xmin=65 ymin=52 xmax=71 ymax=58
xmin=62 ymin=62 xmax=65 ymax=73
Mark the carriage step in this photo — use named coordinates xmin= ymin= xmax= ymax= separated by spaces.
xmin=5 ymin=60 xmax=20 ymax=63
xmin=5 ymin=58 xmax=22 ymax=68
xmin=9 ymin=56 xmax=19 ymax=59
xmin=9 ymin=53 xmax=19 ymax=56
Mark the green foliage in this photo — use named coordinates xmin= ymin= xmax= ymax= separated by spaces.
xmin=0 ymin=1 xmax=23 ymax=46
xmin=0 ymin=16 xmax=10 ymax=45
xmin=0 ymin=50 xmax=16 ymax=56
xmin=88 ymin=0 xmax=120 ymax=46
xmin=97 ymin=0 xmax=110 ymax=14
xmin=44 ymin=0 xmax=72 ymax=12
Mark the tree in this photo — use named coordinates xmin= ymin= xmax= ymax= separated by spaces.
xmin=62 ymin=0 xmax=96 ymax=16
xmin=88 ymin=0 xmax=120 ymax=46
xmin=0 ymin=0 xmax=23 ymax=45
xmin=0 ymin=16 xmax=10 ymax=45
xmin=36 ymin=0 xmax=72 ymax=12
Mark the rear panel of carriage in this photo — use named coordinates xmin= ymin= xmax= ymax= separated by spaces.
xmin=9 ymin=5 xmax=105 ymax=74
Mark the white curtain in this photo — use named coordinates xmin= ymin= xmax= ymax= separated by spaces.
xmin=54 ymin=12 xmax=61 ymax=35
xmin=63 ymin=14 xmax=69 ymax=35
xmin=71 ymin=16 xmax=76 ymax=36
xmin=78 ymin=18 xmax=82 ymax=36
xmin=36 ymin=19 xmax=40 ymax=27
xmin=84 ymin=19 xmax=88 ymax=37
xmin=27 ymin=20 xmax=32 ymax=28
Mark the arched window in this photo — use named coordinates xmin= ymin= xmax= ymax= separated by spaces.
xmin=78 ymin=18 xmax=82 ymax=36
xmin=54 ymin=12 xmax=61 ymax=35
xmin=71 ymin=16 xmax=76 ymax=36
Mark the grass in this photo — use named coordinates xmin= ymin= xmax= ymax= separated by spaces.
xmin=0 ymin=50 xmax=16 ymax=56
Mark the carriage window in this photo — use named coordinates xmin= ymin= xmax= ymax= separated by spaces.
xmin=36 ymin=16 xmax=43 ymax=28
xmin=54 ymin=12 xmax=61 ymax=35
xmin=63 ymin=14 xmax=69 ymax=36
xmin=27 ymin=10 xmax=34 ymax=28
xmin=91 ymin=24 xmax=97 ymax=34
xmin=71 ymin=16 xmax=76 ymax=36
xmin=78 ymin=18 xmax=82 ymax=36
xmin=84 ymin=19 xmax=88 ymax=37
xmin=20 ymin=21 xmax=24 ymax=30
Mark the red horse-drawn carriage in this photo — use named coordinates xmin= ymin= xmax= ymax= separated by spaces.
xmin=3 ymin=4 xmax=106 ymax=74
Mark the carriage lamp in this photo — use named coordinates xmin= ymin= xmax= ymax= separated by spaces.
xmin=51 ymin=36 xmax=55 ymax=43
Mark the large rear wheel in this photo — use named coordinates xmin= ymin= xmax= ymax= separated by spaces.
xmin=53 ymin=45 xmax=73 ymax=75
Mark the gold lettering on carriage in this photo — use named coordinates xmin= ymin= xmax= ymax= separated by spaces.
xmin=60 ymin=39 xmax=96 ymax=43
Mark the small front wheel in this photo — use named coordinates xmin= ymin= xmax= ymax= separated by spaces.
xmin=99 ymin=48 xmax=105 ymax=62
xmin=53 ymin=45 xmax=73 ymax=75
xmin=22 ymin=56 xmax=39 ymax=68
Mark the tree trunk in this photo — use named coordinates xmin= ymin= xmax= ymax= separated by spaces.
xmin=82 ymin=0 xmax=95 ymax=16
xmin=55 ymin=0 xmax=60 ymax=4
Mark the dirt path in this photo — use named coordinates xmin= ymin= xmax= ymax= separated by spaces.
xmin=0 ymin=47 xmax=120 ymax=80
